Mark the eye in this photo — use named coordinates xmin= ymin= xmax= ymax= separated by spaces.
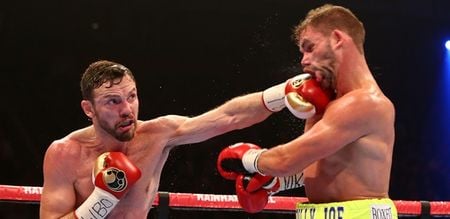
xmin=301 ymin=40 xmax=314 ymax=53
xmin=305 ymin=44 xmax=314 ymax=53
xmin=107 ymin=98 xmax=121 ymax=105
xmin=128 ymin=93 xmax=137 ymax=102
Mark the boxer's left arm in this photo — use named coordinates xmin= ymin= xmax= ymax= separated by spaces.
xmin=162 ymin=74 xmax=334 ymax=147
xmin=165 ymin=92 xmax=272 ymax=147
xmin=235 ymin=172 xmax=304 ymax=213
xmin=241 ymin=172 xmax=305 ymax=194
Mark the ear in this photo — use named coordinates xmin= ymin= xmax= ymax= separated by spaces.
xmin=330 ymin=29 xmax=345 ymax=50
xmin=81 ymin=100 xmax=95 ymax=120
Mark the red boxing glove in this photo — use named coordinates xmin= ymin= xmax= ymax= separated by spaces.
xmin=246 ymin=172 xmax=305 ymax=194
xmin=235 ymin=175 xmax=270 ymax=213
xmin=236 ymin=173 xmax=305 ymax=213
xmin=217 ymin=143 xmax=266 ymax=180
xmin=244 ymin=173 xmax=280 ymax=193
xmin=93 ymin=152 xmax=142 ymax=199
xmin=75 ymin=152 xmax=142 ymax=218
xmin=285 ymin=74 xmax=334 ymax=118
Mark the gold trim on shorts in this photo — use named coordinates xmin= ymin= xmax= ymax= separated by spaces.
xmin=296 ymin=198 xmax=398 ymax=219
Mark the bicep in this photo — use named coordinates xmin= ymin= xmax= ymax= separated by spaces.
xmin=297 ymin=100 xmax=370 ymax=158
xmin=40 ymin=145 xmax=77 ymax=218
xmin=262 ymin=99 xmax=371 ymax=175
xmin=40 ymin=183 xmax=77 ymax=218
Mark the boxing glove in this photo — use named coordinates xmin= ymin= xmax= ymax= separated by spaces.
xmin=75 ymin=152 xmax=142 ymax=219
xmin=217 ymin=143 xmax=266 ymax=180
xmin=262 ymin=74 xmax=334 ymax=119
xmin=243 ymin=172 xmax=305 ymax=194
xmin=236 ymin=173 xmax=305 ymax=213
xmin=284 ymin=74 xmax=334 ymax=118
xmin=235 ymin=174 xmax=270 ymax=213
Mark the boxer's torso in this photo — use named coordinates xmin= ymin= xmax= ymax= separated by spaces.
xmin=62 ymin=118 xmax=177 ymax=218
xmin=303 ymin=88 xmax=395 ymax=203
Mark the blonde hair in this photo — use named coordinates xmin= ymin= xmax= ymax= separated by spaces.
xmin=293 ymin=4 xmax=365 ymax=54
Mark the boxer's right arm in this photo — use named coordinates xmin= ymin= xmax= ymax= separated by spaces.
xmin=40 ymin=144 xmax=141 ymax=219
xmin=216 ymin=142 xmax=305 ymax=213
xmin=217 ymin=142 xmax=267 ymax=179
xmin=40 ymin=141 xmax=79 ymax=219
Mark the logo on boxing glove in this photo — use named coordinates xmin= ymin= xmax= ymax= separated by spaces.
xmin=290 ymin=74 xmax=311 ymax=88
xmin=102 ymin=167 xmax=127 ymax=192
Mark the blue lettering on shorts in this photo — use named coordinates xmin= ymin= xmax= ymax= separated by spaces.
xmin=296 ymin=206 xmax=344 ymax=219
xmin=324 ymin=206 xmax=344 ymax=219
xmin=296 ymin=207 xmax=316 ymax=219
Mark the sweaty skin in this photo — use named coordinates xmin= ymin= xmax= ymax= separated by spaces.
xmin=40 ymin=74 xmax=272 ymax=218
xmin=256 ymin=26 xmax=395 ymax=203
xmin=41 ymin=6 xmax=396 ymax=216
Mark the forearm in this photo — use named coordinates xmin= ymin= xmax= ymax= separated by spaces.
xmin=220 ymin=92 xmax=272 ymax=129
xmin=39 ymin=188 xmax=78 ymax=219
xmin=180 ymin=92 xmax=271 ymax=145
xmin=218 ymin=143 xmax=306 ymax=180
xmin=39 ymin=204 xmax=77 ymax=219
xmin=59 ymin=211 xmax=77 ymax=219
xmin=74 ymin=187 xmax=119 ymax=219
xmin=257 ymin=141 xmax=314 ymax=177
xmin=169 ymin=91 xmax=274 ymax=146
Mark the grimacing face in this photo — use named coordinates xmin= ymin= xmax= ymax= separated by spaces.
xmin=90 ymin=75 xmax=139 ymax=142
xmin=299 ymin=27 xmax=337 ymax=91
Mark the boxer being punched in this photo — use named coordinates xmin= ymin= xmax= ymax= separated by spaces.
xmin=40 ymin=60 xmax=330 ymax=218
xmin=218 ymin=4 xmax=397 ymax=218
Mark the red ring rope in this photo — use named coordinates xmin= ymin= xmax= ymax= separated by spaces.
xmin=1 ymin=184 xmax=449 ymax=216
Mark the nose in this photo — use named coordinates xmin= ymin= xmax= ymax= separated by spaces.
xmin=120 ymin=101 xmax=132 ymax=118
xmin=300 ymin=54 xmax=310 ymax=67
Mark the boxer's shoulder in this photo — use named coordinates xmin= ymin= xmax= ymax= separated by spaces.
xmin=329 ymin=88 xmax=389 ymax=112
xmin=46 ymin=127 xmax=90 ymax=160
xmin=44 ymin=139 xmax=81 ymax=181
xmin=138 ymin=115 xmax=188 ymax=132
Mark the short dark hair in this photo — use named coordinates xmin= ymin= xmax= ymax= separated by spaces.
xmin=80 ymin=60 xmax=136 ymax=101
xmin=293 ymin=4 xmax=365 ymax=54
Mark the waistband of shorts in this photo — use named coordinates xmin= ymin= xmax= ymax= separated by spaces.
xmin=296 ymin=198 xmax=397 ymax=211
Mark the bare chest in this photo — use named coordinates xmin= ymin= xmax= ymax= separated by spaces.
xmin=303 ymin=140 xmax=391 ymax=202
xmin=73 ymin=136 xmax=172 ymax=214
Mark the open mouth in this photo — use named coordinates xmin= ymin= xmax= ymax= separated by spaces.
xmin=303 ymin=68 xmax=320 ymax=82
xmin=302 ymin=67 xmax=315 ymax=75
xmin=118 ymin=120 xmax=134 ymax=131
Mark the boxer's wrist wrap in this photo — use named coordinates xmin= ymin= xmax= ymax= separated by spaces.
xmin=262 ymin=82 xmax=286 ymax=112
xmin=242 ymin=149 xmax=267 ymax=175
xmin=262 ymin=172 xmax=304 ymax=195
xmin=75 ymin=187 xmax=119 ymax=219
xmin=278 ymin=172 xmax=305 ymax=191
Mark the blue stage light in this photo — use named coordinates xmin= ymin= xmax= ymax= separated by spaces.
xmin=445 ymin=40 xmax=450 ymax=50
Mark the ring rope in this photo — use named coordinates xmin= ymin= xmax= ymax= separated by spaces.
xmin=1 ymin=184 xmax=449 ymax=216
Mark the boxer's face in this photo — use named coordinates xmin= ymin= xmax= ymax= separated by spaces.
xmin=298 ymin=26 xmax=336 ymax=91
xmin=90 ymin=74 xmax=139 ymax=141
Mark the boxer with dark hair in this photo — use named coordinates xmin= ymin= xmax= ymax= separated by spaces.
xmin=40 ymin=59 xmax=331 ymax=218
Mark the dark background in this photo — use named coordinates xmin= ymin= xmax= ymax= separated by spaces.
xmin=1 ymin=0 xmax=449 ymax=218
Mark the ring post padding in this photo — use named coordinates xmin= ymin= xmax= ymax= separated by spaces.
xmin=157 ymin=191 xmax=170 ymax=219
xmin=420 ymin=200 xmax=431 ymax=219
